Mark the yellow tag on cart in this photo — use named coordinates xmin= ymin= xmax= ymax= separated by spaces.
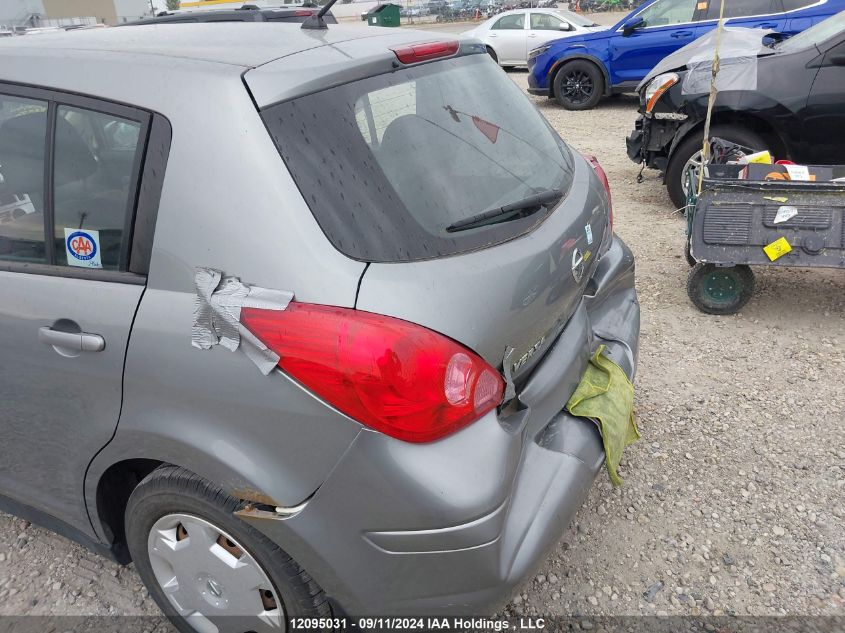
xmin=763 ymin=237 xmax=792 ymax=261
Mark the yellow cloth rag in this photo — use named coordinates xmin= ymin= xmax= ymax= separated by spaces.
xmin=567 ymin=345 xmax=639 ymax=486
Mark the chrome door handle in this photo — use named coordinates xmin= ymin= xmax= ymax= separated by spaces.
xmin=39 ymin=327 xmax=105 ymax=352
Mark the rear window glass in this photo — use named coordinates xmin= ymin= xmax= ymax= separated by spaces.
xmin=261 ymin=54 xmax=574 ymax=262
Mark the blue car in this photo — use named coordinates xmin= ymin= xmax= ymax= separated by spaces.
xmin=527 ymin=0 xmax=845 ymax=109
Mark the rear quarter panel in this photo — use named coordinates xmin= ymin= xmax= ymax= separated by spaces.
xmin=81 ymin=57 xmax=368 ymax=534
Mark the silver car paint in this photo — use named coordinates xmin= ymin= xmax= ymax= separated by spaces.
xmin=462 ymin=9 xmax=607 ymax=66
xmin=0 ymin=273 xmax=142 ymax=534
xmin=238 ymin=237 xmax=639 ymax=614
xmin=1 ymin=27 xmax=369 ymax=537
xmin=0 ymin=24 xmax=640 ymax=615
xmin=356 ymin=156 xmax=609 ymax=380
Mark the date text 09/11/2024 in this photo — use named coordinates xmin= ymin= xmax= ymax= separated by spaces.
xmin=289 ymin=617 xmax=549 ymax=631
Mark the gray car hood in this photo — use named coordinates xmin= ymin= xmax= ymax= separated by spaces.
xmin=638 ymin=26 xmax=774 ymax=91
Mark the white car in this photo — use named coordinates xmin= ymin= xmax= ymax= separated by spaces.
xmin=463 ymin=8 xmax=605 ymax=67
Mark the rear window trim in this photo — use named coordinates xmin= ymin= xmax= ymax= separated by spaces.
xmin=251 ymin=41 xmax=487 ymax=111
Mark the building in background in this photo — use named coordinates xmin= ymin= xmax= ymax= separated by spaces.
xmin=0 ymin=0 xmax=151 ymax=28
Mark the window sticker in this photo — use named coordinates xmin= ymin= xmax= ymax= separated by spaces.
xmin=585 ymin=223 xmax=593 ymax=245
xmin=64 ymin=228 xmax=102 ymax=269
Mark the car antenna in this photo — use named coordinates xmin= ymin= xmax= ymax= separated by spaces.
xmin=301 ymin=0 xmax=339 ymax=30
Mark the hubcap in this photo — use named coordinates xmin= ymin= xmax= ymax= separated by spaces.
xmin=703 ymin=270 xmax=740 ymax=304
xmin=147 ymin=513 xmax=284 ymax=633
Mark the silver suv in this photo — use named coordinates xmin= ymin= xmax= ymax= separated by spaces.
xmin=0 ymin=21 xmax=639 ymax=631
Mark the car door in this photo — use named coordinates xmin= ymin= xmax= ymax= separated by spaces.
xmin=0 ymin=84 xmax=156 ymax=534
xmin=487 ymin=13 xmax=528 ymax=64
xmin=609 ymin=0 xmax=705 ymax=84
xmin=800 ymin=38 xmax=845 ymax=163
xmin=527 ymin=12 xmax=572 ymax=51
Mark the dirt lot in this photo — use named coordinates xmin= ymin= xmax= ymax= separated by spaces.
xmin=1 ymin=25 xmax=844 ymax=623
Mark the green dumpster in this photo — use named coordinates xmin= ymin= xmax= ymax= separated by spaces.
xmin=367 ymin=3 xmax=401 ymax=26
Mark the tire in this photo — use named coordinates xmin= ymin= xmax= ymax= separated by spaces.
xmin=686 ymin=263 xmax=755 ymax=315
xmin=486 ymin=46 xmax=498 ymax=63
xmin=666 ymin=125 xmax=768 ymax=210
xmin=553 ymin=60 xmax=604 ymax=111
xmin=126 ymin=466 xmax=330 ymax=633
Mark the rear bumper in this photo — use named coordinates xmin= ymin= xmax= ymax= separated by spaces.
xmin=240 ymin=237 xmax=639 ymax=615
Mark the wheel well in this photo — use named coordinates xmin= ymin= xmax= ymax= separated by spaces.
xmin=674 ymin=112 xmax=788 ymax=161
xmin=549 ymin=57 xmax=608 ymax=98
xmin=95 ymin=458 xmax=162 ymax=564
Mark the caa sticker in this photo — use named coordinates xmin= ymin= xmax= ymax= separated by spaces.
xmin=64 ymin=228 xmax=102 ymax=269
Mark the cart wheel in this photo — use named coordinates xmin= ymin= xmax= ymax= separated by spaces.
xmin=684 ymin=240 xmax=696 ymax=267
xmin=687 ymin=263 xmax=755 ymax=315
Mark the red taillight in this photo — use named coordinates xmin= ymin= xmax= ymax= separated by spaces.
xmin=240 ymin=303 xmax=504 ymax=443
xmin=294 ymin=9 xmax=314 ymax=15
xmin=582 ymin=154 xmax=613 ymax=232
xmin=392 ymin=40 xmax=460 ymax=65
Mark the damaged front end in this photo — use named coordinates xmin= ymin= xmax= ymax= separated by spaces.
xmin=626 ymin=70 xmax=692 ymax=177
xmin=627 ymin=27 xmax=775 ymax=177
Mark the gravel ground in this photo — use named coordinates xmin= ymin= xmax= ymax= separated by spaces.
xmin=504 ymin=72 xmax=845 ymax=619
xmin=1 ymin=22 xmax=843 ymax=622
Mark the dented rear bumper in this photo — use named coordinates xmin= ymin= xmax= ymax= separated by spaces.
xmin=239 ymin=237 xmax=639 ymax=615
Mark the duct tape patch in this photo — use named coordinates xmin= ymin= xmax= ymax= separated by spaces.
xmin=192 ymin=267 xmax=294 ymax=375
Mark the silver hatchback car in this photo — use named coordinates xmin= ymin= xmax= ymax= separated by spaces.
xmin=0 ymin=21 xmax=639 ymax=631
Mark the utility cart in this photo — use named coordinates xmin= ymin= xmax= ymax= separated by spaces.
xmin=684 ymin=154 xmax=845 ymax=315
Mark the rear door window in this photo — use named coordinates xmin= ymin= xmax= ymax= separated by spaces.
xmin=54 ymin=106 xmax=143 ymax=270
xmin=702 ymin=0 xmax=780 ymax=19
xmin=492 ymin=14 xmax=526 ymax=29
xmin=0 ymin=86 xmax=153 ymax=275
xmin=261 ymin=54 xmax=574 ymax=263
xmin=781 ymin=0 xmax=816 ymax=9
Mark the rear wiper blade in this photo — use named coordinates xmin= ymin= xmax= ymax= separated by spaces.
xmin=446 ymin=188 xmax=563 ymax=233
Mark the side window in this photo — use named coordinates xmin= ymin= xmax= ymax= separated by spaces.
xmin=54 ymin=105 xmax=142 ymax=270
xmin=781 ymin=0 xmax=815 ymax=9
xmin=638 ymin=0 xmax=698 ymax=26
xmin=492 ymin=14 xmax=525 ymax=30
xmin=703 ymin=0 xmax=780 ymax=19
xmin=0 ymin=95 xmax=48 ymax=263
xmin=530 ymin=13 xmax=564 ymax=30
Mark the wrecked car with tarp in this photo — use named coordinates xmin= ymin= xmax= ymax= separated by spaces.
xmin=626 ymin=11 xmax=845 ymax=209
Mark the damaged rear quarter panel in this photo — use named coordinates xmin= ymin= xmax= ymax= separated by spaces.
xmin=85 ymin=68 xmax=366 ymax=540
